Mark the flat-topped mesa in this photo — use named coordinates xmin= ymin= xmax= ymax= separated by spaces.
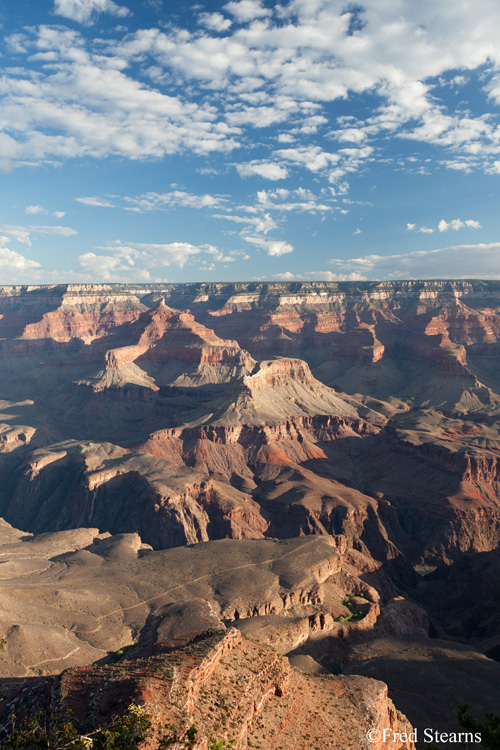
xmin=243 ymin=358 xmax=324 ymax=391
xmin=140 ymin=359 xmax=382 ymax=478
xmin=210 ymin=357 xmax=383 ymax=429
xmin=82 ymin=301 xmax=256 ymax=392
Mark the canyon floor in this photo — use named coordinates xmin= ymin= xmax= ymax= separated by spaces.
xmin=0 ymin=280 xmax=500 ymax=747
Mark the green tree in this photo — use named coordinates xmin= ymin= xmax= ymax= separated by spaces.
xmin=457 ymin=705 xmax=500 ymax=749
xmin=0 ymin=705 xmax=200 ymax=750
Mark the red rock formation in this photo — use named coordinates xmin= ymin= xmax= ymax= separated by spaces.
xmin=0 ymin=628 xmax=415 ymax=750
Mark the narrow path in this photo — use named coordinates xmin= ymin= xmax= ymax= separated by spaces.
xmin=21 ymin=537 xmax=323 ymax=668
xmin=92 ymin=537 xmax=322 ymax=626
xmin=23 ymin=646 xmax=81 ymax=675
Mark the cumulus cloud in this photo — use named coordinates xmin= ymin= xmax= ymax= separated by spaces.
xmin=223 ymin=0 xmax=269 ymax=22
xmin=78 ymin=239 xmax=245 ymax=280
xmin=198 ymin=12 xmax=232 ymax=32
xmin=274 ymin=146 xmax=340 ymax=173
xmin=25 ymin=205 xmax=47 ymax=215
xmin=438 ymin=218 xmax=482 ymax=232
xmin=243 ymin=235 xmax=294 ymax=256
xmin=0 ymin=26 xmax=239 ymax=170
xmin=236 ymin=161 xmax=289 ymax=180
xmin=0 ymin=223 xmax=79 ymax=281
xmin=0 ymin=247 xmax=41 ymax=273
xmin=407 ymin=219 xmax=482 ymax=234
xmin=3 ymin=1 xmax=500 ymax=179
xmin=54 ymin=0 xmax=130 ymax=25
xmin=329 ymin=128 xmax=368 ymax=144
xmin=79 ymin=251 xmax=137 ymax=279
xmin=4 ymin=0 xmax=500 ymax=283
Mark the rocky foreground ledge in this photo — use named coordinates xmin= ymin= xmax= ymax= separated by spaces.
xmin=0 ymin=608 xmax=414 ymax=750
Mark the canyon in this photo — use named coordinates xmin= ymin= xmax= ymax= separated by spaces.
xmin=0 ymin=280 xmax=500 ymax=747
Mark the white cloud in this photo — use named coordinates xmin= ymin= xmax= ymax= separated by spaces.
xmin=255 ymin=187 xmax=333 ymax=214
xmin=272 ymin=271 xmax=297 ymax=280
xmin=408 ymin=218 xmax=482 ymax=234
xmin=3 ymin=0 xmax=500 ymax=211
xmin=0 ymin=26 xmax=239 ymax=171
xmin=76 ymin=196 xmax=115 ymax=208
xmin=3 ymin=2 xmax=500 ymax=180
xmin=205 ymin=245 xmax=248 ymax=262
xmin=226 ymin=105 xmax=290 ymax=128
xmin=243 ymin=235 xmax=293 ymax=256
xmin=6 ymin=34 xmax=29 ymax=55
xmin=79 ymin=251 xmax=135 ymax=279
xmin=25 ymin=205 xmax=47 ymax=215
xmin=328 ymin=243 xmax=500 ymax=279
xmin=438 ymin=218 xmax=482 ymax=232
xmin=214 ymin=212 xmax=278 ymax=234
xmin=353 ymin=228 xmax=362 ymax=235
xmin=52 ymin=210 xmax=66 ymax=218
xmin=274 ymin=146 xmax=339 ymax=173
xmin=77 ymin=190 xmax=227 ymax=213
xmin=122 ymin=190 xmax=226 ymax=212
xmin=236 ymin=161 xmax=289 ymax=180
xmin=0 ymin=224 xmax=77 ymax=247
xmin=329 ymin=128 xmax=368 ymax=144
xmin=303 ymin=271 xmax=366 ymax=281
xmin=223 ymin=0 xmax=270 ymax=22
xmin=199 ymin=12 xmax=232 ymax=32
xmin=272 ymin=270 xmax=366 ymax=281
xmin=54 ymin=0 xmax=130 ymax=25
xmin=79 ymin=239 xmax=244 ymax=279
xmin=0 ymin=247 xmax=41 ymax=272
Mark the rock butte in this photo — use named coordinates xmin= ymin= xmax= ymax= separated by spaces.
xmin=0 ymin=281 xmax=500 ymax=745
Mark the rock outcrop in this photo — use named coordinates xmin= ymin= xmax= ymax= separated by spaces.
xmin=0 ymin=626 xmax=415 ymax=750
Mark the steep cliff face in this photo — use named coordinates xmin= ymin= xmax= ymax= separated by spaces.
xmin=0 ymin=282 xmax=500 ymax=569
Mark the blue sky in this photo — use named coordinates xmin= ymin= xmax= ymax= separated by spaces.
xmin=1 ymin=0 xmax=500 ymax=283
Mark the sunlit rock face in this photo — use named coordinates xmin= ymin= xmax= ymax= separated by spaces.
xmin=1 ymin=281 xmax=500 ymax=566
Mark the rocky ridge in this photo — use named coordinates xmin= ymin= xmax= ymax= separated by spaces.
xmin=0 ymin=626 xmax=415 ymax=750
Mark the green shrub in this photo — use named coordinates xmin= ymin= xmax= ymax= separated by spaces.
xmin=457 ymin=705 xmax=500 ymax=749
xmin=0 ymin=705 xmax=199 ymax=750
